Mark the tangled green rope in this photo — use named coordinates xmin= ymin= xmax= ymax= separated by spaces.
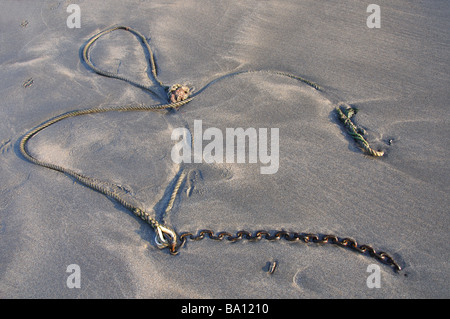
xmin=335 ymin=105 xmax=384 ymax=157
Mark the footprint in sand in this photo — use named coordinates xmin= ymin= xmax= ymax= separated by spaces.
xmin=0 ymin=139 xmax=12 ymax=155
xmin=292 ymin=267 xmax=343 ymax=296
xmin=186 ymin=164 xmax=233 ymax=197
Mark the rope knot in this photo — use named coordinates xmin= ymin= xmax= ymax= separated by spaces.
xmin=167 ymin=84 xmax=191 ymax=104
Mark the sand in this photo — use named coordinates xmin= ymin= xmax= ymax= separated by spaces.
xmin=0 ymin=0 xmax=448 ymax=298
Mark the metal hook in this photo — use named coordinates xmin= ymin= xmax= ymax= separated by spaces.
xmin=155 ymin=224 xmax=179 ymax=254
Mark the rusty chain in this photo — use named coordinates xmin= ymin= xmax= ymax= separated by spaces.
xmin=175 ymin=229 xmax=401 ymax=272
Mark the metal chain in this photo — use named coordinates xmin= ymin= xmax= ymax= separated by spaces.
xmin=19 ymin=25 xmax=402 ymax=273
xmin=177 ymin=230 xmax=401 ymax=272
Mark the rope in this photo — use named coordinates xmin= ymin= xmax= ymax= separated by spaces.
xmin=18 ymin=25 xmax=398 ymax=271
xmin=82 ymin=25 xmax=166 ymax=99
xmin=19 ymin=100 xmax=192 ymax=231
xmin=164 ymin=170 xmax=187 ymax=217
xmin=21 ymin=25 xmax=323 ymax=227
xmin=335 ymin=105 xmax=384 ymax=157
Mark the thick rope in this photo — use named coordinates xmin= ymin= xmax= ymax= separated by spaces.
xmin=18 ymin=25 xmax=396 ymax=270
xmin=335 ymin=105 xmax=384 ymax=157
xmin=82 ymin=25 xmax=166 ymax=98
xmin=20 ymin=25 xmax=323 ymax=229
xmin=19 ymin=100 xmax=192 ymax=231
xmin=164 ymin=170 xmax=187 ymax=216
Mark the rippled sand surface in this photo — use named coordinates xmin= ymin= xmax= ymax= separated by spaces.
xmin=0 ymin=0 xmax=448 ymax=298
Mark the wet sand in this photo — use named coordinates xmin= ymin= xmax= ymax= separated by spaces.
xmin=0 ymin=0 xmax=448 ymax=298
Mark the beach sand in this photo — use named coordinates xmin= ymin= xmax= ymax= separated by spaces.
xmin=0 ymin=0 xmax=448 ymax=298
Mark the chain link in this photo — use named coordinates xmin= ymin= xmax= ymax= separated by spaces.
xmin=177 ymin=229 xmax=401 ymax=272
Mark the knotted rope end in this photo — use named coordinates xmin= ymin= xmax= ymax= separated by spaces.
xmin=167 ymin=84 xmax=191 ymax=104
